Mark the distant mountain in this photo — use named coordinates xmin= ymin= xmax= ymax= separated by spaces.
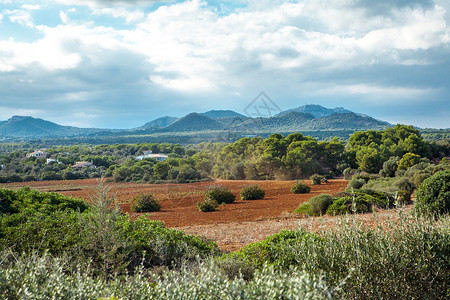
xmin=276 ymin=104 xmax=352 ymax=118
xmin=0 ymin=116 xmax=100 ymax=137
xmin=163 ymin=113 xmax=224 ymax=132
xmin=200 ymin=110 xmax=245 ymax=119
xmin=138 ymin=116 xmax=178 ymax=129
xmin=302 ymin=113 xmax=390 ymax=131
xmin=0 ymin=104 xmax=393 ymax=142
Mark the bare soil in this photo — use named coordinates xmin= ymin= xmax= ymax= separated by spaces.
xmin=3 ymin=178 xmax=409 ymax=251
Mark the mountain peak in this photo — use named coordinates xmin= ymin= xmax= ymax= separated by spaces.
xmin=276 ymin=104 xmax=352 ymax=118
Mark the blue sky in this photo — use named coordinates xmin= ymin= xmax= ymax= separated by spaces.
xmin=0 ymin=0 xmax=449 ymax=129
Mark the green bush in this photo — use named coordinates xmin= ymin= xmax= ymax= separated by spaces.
xmin=196 ymin=198 xmax=220 ymax=212
xmin=415 ymin=170 xmax=450 ymax=217
xmin=131 ymin=193 xmax=161 ymax=212
xmin=396 ymin=190 xmax=411 ymax=205
xmin=308 ymin=194 xmax=334 ymax=216
xmin=229 ymin=214 xmax=450 ymax=299
xmin=290 ymin=181 xmax=311 ymax=194
xmin=326 ymin=195 xmax=372 ymax=215
xmin=310 ymin=174 xmax=322 ymax=185
xmin=204 ymin=185 xmax=235 ymax=204
xmin=347 ymin=177 xmax=365 ymax=189
xmin=294 ymin=202 xmax=310 ymax=215
xmin=240 ymin=185 xmax=265 ymax=200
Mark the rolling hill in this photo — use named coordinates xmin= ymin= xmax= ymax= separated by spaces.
xmin=0 ymin=104 xmax=393 ymax=142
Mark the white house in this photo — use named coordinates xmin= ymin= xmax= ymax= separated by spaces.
xmin=46 ymin=158 xmax=62 ymax=164
xmin=26 ymin=150 xmax=47 ymax=159
xmin=142 ymin=150 xmax=153 ymax=155
xmin=72 ymin=161 xmax=96 ymax=168
xmin=136 ymin=153 xmax=168 ymax=162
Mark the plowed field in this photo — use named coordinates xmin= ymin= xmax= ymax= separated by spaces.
xmin=2 ymin=178 xmax=347 ymax=227
xmin=4 ymin=178 xmax=408 ymax=251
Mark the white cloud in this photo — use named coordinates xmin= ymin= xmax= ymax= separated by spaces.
xmin=21 ymin=4 xmax=40 ymax=10
xmin=92 ymin=7 xmax=145 ymax=23
xmin=0 ymin=0 xmax=449 ymax=128
xmin=4 ymin=9 xmax=34 ymax=27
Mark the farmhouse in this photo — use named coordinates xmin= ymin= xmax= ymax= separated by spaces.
xmin=136 ymin=153 xmax=168 ymax=162
xmin=46 ymin=158 xmax=62 ymax=164
xmin=72 ymin=161 xmax=96 ymax=168
xmin=26 ymin=150 xmax=47 ymax=159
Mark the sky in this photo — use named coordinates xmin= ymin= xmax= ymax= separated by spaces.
xmin=0 ymin=0 xmax=449 ymax=129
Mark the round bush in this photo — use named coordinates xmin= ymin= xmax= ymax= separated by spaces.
xmin=347 ymin=177 xmax=365 ymax=189
xmin=196 ymin=198 xmax=219 ymax=212
xmin=131 ymin=193 xmax=161 ymax=212
xmin=240 ymin=185 xmax=265 ymax=200
xmin=310 ymin=174 xmax=322 ymax=185
xmin=326 ymin=195 xmax=372 ymax=215
xmin=204 ymin=185 xmax=236 ymax=204
xmin=290 ymin=181 xmax=311 ymax=194
xmin=415 ymin=170 xmax=450 ymax=217
xmin=308 ymin=194 xmax=334 ymax=216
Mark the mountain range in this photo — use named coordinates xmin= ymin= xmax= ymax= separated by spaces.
xmin=0 ymin=105 xmax=391 ymax=142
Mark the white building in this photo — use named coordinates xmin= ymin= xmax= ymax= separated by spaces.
xmin=136 ymin=153 xmax=168 ymax=162
xmin=72 ymin=161 xmax=96 ymax=168
xmin=46 ymin=158 xmax=62 ymax=164
xmin=26 ymin=150 xmax=47 ymax=159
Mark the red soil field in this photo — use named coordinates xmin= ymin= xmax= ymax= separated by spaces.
xmin=2 ymin=178 xmax=413 ymax=251
xmin=2 ymin=178 xmax=347 ymax=228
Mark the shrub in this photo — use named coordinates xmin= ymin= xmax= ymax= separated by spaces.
xmin=310 ymin=174 xmax=322 ymax=185
xmin=326 ymin=195 xmax=372 ymax=215
xmin=396 ymin=190 xmax=411 ymax=205
xmin=131 ymin=193 xmax=161 ymax=213
xmin=196 ymin=198 xmax=219 ymax=212
xmin=415 ymin=170 xmax=450 ymax=217
xmin=290 ymin=181 xmax=311 ymax=194
xmin=204 ymin=185 xmax=235 ymax=204
xmin=347 ymin=177 xmax=365 ymax=189
xmin=240 ymin=185 xmax=265 ymax=200
xmin=294 ymin=202 xmax=310 ymax=215
xmin=308 ymin=194 xmax=334 ymax=216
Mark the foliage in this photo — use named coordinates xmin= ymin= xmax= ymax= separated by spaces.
xmin=310 ymin=174 xmax=322 ymax=185
xmin=228 ymin=213 xmax=450 ymax=299
xmin=240 ymin=185 xmax=265 ymax=200
xmin=290 ymin=180 xmax=311 ymax=194
xmin=131 ymin=193 xmax=161 ymax=213
xmin=308 ymin=194 xmax=334 ymax=216
xmin=0 ymin=252 xmax=333 ymax=299
xmin=196 ymin=198 xmax=220 ymax=212
xmin=0 ymin=187 xmax=88 ymax=215
xmin=397 ymin=152 xmax=421 ymax=170
xmin=415 ymin=170 xmax=450 ymax=218
xmin=204 ymin=185 xmax=236 ymax=204
xmin=346 ymin=177 xmax=366 ymax=189
xmin=294 ymin=202 xmax=311 ymax=215
xmin=326 ymin=195 xmax=373 ymax=215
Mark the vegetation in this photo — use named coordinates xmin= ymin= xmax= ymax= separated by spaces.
xmin=204 ymin=185 xmax=236 ymax=204
xmin=415 ymin=170 xmax=450 ymax=218
xmin=290 ymin=180 xmax=311 ymax=194
xmin=240 ymin=185 xmax=265 ymax=200
xmin=310 ymin=174 xmax=323 ymax=185
xmin=196 ymin=198 xmax=220 ymax=212
xmin=308 ymin=194 xmax=334 ymax=216
xmin=130 ymin=193 xmax=161 ymax=213
xmin=226 ymin=214 xmax=450 ymax=299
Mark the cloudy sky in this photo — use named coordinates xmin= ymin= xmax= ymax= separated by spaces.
xmin=0 ymin=0 xmax=449 ymax=129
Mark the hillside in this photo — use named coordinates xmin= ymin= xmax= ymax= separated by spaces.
xmin=276 ymin=104 xmax=352 ymax=118
xmin=200 ymin=110 xmax=245 ymax=119
xmin=163 ymin=113 xmax=224 ymax=132
xmin=138 ymin=116 xmax=178 ymax=129
xmin=0 ymin=116 xmax=100 ymax=137
xmin=303 ymin=113 xmax=390 ymax=131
